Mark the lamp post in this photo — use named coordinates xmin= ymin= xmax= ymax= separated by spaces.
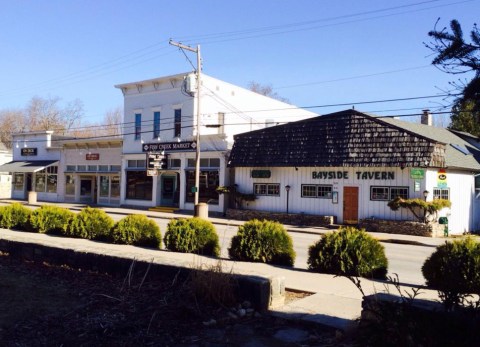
xmin=169 ymin=40 xmax=202 ymax=215
xmin=285 ymin=185 xmax=291 ymax=214
xmin=423 ymin=190 xmax=429 ymax=201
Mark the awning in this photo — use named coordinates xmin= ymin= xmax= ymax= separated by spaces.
xmin=0 ymin=160 xmax=58 ymax=173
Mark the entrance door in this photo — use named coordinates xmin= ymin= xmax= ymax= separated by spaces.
xmin=80 ymin=178 xmax=93 ymax=203
xmin=161 ymin=176 xmax=175 ymax=206
xmin=343 ymin=186 xmax=359 ymax=224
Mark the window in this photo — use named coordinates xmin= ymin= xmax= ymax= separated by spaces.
xmin=127 ymin=160 xmax=145 ymax=168
xmin=100 ymin=176 xmax=109 ymax=197
xmin=88 ymin=165 xmax=97 ymax=172
xmin=174 ymin=109 xmax=181 ymax=138
xmin=135 ymin=113 xmax=141 ymax=140
xmin=13 ymin=173 xmax=24 ymax=191
xmin=77 ymin=165 xmax=86 ymax=172
xmin=126 ymin=171 xmax=152 ymax=200
xmin=185 ymin=170 xmax=219 ymax=204
xmin=390 ymin=187 xmax=409 ymax=200
xmin=317 ymin=185 xmax=333 ymax=198
xmin=65 ymin=174 xmax=75 ymax=195
xmin=66 ymin=165 xmax=75 ymax=172
xmin=99 ymin=165 xmax=109 ymax=172
xmin=254 ymin=183 xmax=280 ymax=196
xmin=371 ymin=186 xmax=409 ymax=201
xmin=301 ymin=185 xmax=317 ymax=197
xmin=188 ymin=158 xmax=220 ymax=168
xmin=110 ymin=165 xmax=121 ymax=172
xmin=301 ymin=184 xmax=332 ymax=198
xmin=34 ymin=166 xmax=58 ymax=193
xmin=111 ymin=176 xmax=120 ymax=198
xmin=371 ymin=187 xmax=389 ymax=201
xmin=153 ymin=111 xmax=160 ymax=138
xmin=169 ymin=159 xmax=181 ymax=168
xmin=433 ymin=188 xmax=450 ymax=200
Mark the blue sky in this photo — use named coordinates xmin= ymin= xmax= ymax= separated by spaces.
xmin=0 ymin=0 xmax=478 ymax=125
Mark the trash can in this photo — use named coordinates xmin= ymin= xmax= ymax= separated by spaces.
xmin=438 ymin=217 xmax=448 ymax=237
xmin=194 ymin=203 xmax=209 ymax=220
xmin=28 ymin=191 xmax=37 ymax=204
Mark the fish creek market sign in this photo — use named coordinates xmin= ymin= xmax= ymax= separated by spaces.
xmin=142 ymin=141 xmax=197 ymax=152
xmin=312 ymin=171 xmax=395 ymax=180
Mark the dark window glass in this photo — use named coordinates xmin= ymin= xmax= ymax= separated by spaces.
xmin=135 ymin=113 xmax=141 ymax=140
xmin=153 ymin=111 xmax=160 ymax=138
xmin=126 ymin=170 xmax=152 ymax=200
xmin=185 ymin=170 xmax=219 ymax=204
xmin=174 ymin=109 xmax=181 ymax=137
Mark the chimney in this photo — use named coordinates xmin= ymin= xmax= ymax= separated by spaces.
xmin=421 ymin=109 xmax=432 ymax=126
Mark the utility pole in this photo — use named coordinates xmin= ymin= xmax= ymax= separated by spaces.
xmin=169 ymin=40 xmax=202 ymax=214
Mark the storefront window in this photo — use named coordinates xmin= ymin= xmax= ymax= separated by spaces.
xmin=185 ymin=170 xmax=219 ymax=204
xmin=100 ymin=176 xmax=109 ymax=197
xmin=370 ymin=187 xmax=389 ymax=200
xmin=13 ymin=173 xmax=24 ymax=191
xmin=46 ymin=174 xmax=57 ymax=193
xmin=126 ymin=171 xmax=152 ymax=200
xmin=35 ymin=172 xmax=45 ymax=192
xmin=111 ymin=176 xmax=120 ymax=198
xmin=65 ymin=175 xmax=75 ymax=195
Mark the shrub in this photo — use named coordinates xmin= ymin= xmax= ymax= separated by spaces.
xmin=111 ymin=214 xmax=161 ymax=248
xmin=422 ymin=237 xmax=480 ymax=309
xmin=164 ymin=218 xmax=220 ymax=257
xmin=307 ymin=227 xmax=388 ymax=279
xmin=228 ymin=219 xmax=296 ymax=267
xmin=29 ymin=205 xmax=75 ymax=234
xmin=67 ymin=207 xmax=115 ymax=240
xmin=0 ymin=203 xmax=32 ymax=230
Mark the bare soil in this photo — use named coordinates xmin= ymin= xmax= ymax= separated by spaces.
xmin=0 ymin=252 xmax=346 ymax=346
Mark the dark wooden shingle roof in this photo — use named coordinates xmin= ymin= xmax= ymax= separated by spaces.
xmin=228 ymin=109 xmax=451 ymax=168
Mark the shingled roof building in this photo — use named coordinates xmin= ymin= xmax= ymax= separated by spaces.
xmin=228 ymin=109 xmax=480 ymax=234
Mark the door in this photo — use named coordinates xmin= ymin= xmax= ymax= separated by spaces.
xmin=343 ymin=186 xmax=359 ymax=224
xmin=161 ymin=176 xmax=175 ymax=206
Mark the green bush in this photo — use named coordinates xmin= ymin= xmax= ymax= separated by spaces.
xmin=422 ymin=237 xmax=480 ymax=309
xmin=307 ymin=227 xmax=388 ymax=279
xmin=29 ymin=205 xmax=75 ymax=235
xmin=164 ymin=218 xmax=220 ymax=256
xmin=228 ymin=219 xmax=296 ymax=267
xmin=0 ymin=203 xmax=32 ymax=230
xmin=67 ymin=207 xmax=115 ymax=240
xmin=111 ymin=214 xmax=161 ymax=248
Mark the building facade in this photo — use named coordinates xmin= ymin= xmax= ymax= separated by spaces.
xmin=0 ymin=131 xmax=122 ymax=206
xmin=115 ymin=72 xmax=317 ymax=213
xmin=228 ymin=110 xmax=480 ymax=234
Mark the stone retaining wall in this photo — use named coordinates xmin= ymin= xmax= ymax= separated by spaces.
xmin=226 ymin=209 xmax=335 ymax=226
xmin=0 ymin=238 xmax=285 ymax=311
xmin=359 ymin=218 xmax=446 ymax=237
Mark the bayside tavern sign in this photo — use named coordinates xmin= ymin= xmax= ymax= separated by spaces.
xmin=312 ymin=171 xmax=395 ymax=180
xmin=142 ymin=141 xmax=197 ymax=153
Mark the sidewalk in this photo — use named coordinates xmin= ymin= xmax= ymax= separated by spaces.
xmin=0 ymin=199 xmax=444 ymax=331
xmin=0 ymin=199 xmax=447 ymax=248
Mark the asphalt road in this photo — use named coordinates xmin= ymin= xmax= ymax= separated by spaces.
xmin=141 ymin=215 xmax=435 ymax=287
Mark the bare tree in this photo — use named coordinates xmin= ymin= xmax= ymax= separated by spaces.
xmin=247 ymin=81 xmax=290 ymax=103
xmin=0 ymin=109 xmax=27 ymax=149
xmin=26 ymin=96 xmax=84 ymax=133
xmin=102 ymin=107 xmax=123 ymax=136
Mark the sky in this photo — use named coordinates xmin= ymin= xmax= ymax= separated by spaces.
xmin=0 ymin=0 xmax=478 ymax=126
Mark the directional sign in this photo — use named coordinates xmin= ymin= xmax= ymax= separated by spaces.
xmin=142 ymin=141 xmax=197 ymax=153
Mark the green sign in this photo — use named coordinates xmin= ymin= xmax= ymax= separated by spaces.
xmin=410 ymin=169 xmax=425 ymax=179
xmin=251 ymin=170 xmax=271 ymax=178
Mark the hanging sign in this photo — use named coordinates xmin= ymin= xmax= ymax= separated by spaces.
xmin=437 ymin=169 xmax=447 ymax=188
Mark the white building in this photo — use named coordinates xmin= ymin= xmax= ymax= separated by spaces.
xmin=228 ymin=109 xmax=480 ymax=235
xmin=0 ymin=143 xmax=12 ymax=199
xmin=115 ymin=72 xmax=317 ymax=213
xmin=0 ymin=131 xmax=122 ymax=205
